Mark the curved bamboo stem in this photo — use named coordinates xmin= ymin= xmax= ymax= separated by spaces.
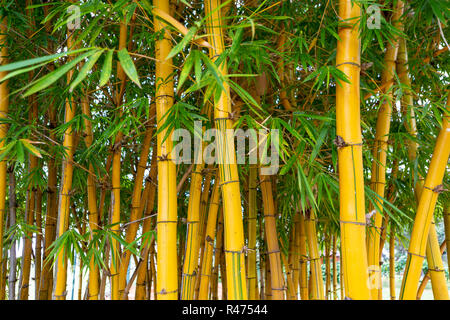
xmin=399 ymin=92 xmax=450 ymax=299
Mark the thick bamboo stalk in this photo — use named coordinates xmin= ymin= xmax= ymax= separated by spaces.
xmin=335 ymin=0 xmax=371 ymax=300
xmin=198 ymin=179 xmax=221 ymax=299
xmin=0 ymin=16 xmax=8 ymax=301
xmin=400 ymin=93 xmax=450 ymax=299
xmin=154 ymin=0 xmax=178 ymax=300
xmin=366 ymin=1 xmax=404 ymax=299
xmin=204 ymin=0 xmax=247 ymax=300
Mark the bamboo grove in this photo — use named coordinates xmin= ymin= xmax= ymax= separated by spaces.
xmin=0 ymin=0 xmax=448 ymax=300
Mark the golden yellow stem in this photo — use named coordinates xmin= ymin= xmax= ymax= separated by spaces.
xmin=154 ymin=0 xmax=178 ymax=300
xmin=204 ymin=0 xmax=247 ymax=300
xmin=335 ymin=0 xmax=371 ymax=300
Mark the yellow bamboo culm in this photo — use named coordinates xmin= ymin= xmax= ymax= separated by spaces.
xmin=0 ymin=17 xmax=9 ymax=300
xmin=335 ymin=0 xmax=371 ymax=300
xmin=204 ymin=0 xmax=247 ymax=300
xmin=247 ymin=167 xmax=258 ymax=299
xmin=81 ymin=95 xmax=100 ymax=300
xmin=54 ymin=24 xmax=76 ymax=301
xmin=298 ymin=212 xmax=308 ymax=300
xmin=400 ymin=92 xmax=450 ymax=299
xmin=110 ymin=20 xmax=128 ymax=301
xmin=198 ymin=179 xmax=221 ymax=299
xmin=304 ymin=210 xmax=324 ymax=300
xmin=366 ymin=0 xmax=404 ymax=300
xmin=181 ymin=147 xmax=205 ymax=300
xmin=389 ymin=225 xmax=395 ymax=300
xmin=259 ymin=173 xmax=285 ymax=300
xmin=154 ymin=0 xmax=178 ymax=300
xmin=424 ymin=218 xmax=449 ymax=300
xmin=444 ymin=205 xmax=450 ymax=270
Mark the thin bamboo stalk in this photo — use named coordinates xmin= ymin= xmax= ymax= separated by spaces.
xmin=110 ymin=20 xmax=128 ymax=300
xmin=53 ymin=17 xmax=77 ymax=300
xmin=259 ymin=173 xmax=285 ymax=300
xmin=304 ymin=210 xmax=324 ymax=300
xmin=7 ymin=166 xmax=16 ymax=300
xmin=335 ymin=0 xmax=371 ymax=300
xmin=247 ymin=167 xmax=258 ymax=299
xmin=389 ymin=225 xmax=395 ymax=300
xmin=424 ymin=219 xmax=449 ymax=300
xmin=198 ymin=179 xmax=221 ymax=299
xmin=366 ymin=1 xmax=404 ymax=299
xmin=298 ymin=212 xmax=308 ymax=300
xmin=204 ymin=0 xmax=247 ymax=300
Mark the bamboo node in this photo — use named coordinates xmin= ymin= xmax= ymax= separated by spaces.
xmin=424 ymin=184 xmax=446 ymax=193
xmin=334 ymin=135 xmax=363 ymax=149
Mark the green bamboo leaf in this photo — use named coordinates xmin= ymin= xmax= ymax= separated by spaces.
xmin=167 ymin=26 xmax=197 ymax=60
xmin=23 ymin=49 xmax=98 ymax=98
xmin=117 ymin=48 xmax=141 ymax=88
xmin=177 ymin=52 xmax=194 ymax=93
xmin=70 ymin=49 xmax=105 ymax=92
xmin=0 ymin=48 xmax=91 ymax=73
xmin=20 ymin=139 xmax=42 ymax=158
xmin=99 ymin=49 xmax=114 ymax=87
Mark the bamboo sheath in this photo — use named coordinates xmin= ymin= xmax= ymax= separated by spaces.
xmin=399 ymin=93 xmax=450 ymax=299
xmin=335 ymin=0 xmax=371 ymax=300
xmin=154 ymin=0 xmax=178 ymax=300
xmin=204 ymin=0 xmax=247 ymax=300
xmin=366 ymin=0 xmax=404 ymax=300
xmin=198 ymin=179 xmax=221 ymax=299
xmin=0 ymin=17 xmax=8 ymax=301
xmin=54 ymin=22 xmax=76 ymax=301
